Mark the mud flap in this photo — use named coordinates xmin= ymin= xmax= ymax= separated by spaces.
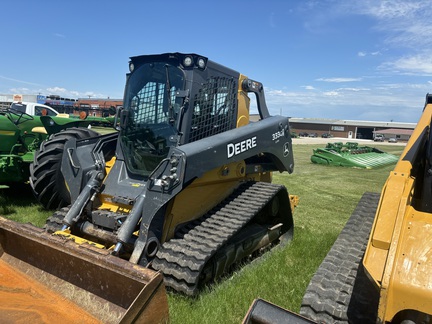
xmin=0 ymin=217 xmax=169 ymax=324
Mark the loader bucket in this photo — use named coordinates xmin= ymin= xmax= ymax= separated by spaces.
xmin=0 ymin=217 xmax=169 ymax=324
xmin=311 ymin=142 xmax=399 ymax=169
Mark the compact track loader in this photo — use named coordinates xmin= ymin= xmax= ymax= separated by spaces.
xmin=27 ymin=52 xmax=295 ymax=299
xmin=245 ymin=94 xmax=432 ymax=323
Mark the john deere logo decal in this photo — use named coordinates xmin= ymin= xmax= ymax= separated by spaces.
xmin=283 ymin=142 xmax=290 ymax=157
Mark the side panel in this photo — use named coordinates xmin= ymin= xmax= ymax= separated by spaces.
xmin=177 ymin=115 xmax=294 ymax=185
xmin=61 ymin=133 xmax=118 ymax=202
xmin=0 ymin=115 xmax=19 ymax=153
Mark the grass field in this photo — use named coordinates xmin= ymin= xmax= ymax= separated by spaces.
xmin=0 ymin=142 xmax=405 ymax=323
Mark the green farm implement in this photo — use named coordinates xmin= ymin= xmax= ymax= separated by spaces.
xmin=311 ymin=142 xmax=399 ymax=169
xmin=0 ymin=107 xmax=114 ymax=189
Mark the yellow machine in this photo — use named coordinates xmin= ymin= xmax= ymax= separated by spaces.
xmin=245 ymin=95 xmax=432 ymax=323
xmin=1 ymin=53 xmax=297 ymax=321
xmin=299 ymin=94 xmax=432 ymax=323
xmin=362 ymin=94 xmax=432 ymax=323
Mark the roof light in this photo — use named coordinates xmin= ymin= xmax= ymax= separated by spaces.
xmin=183 ymin=56 xmax=193 ymax=67
xmin=197 ymin=57 xmax=206 ymax=69
xmin=129 ymin=62 xmax=135 ymax=72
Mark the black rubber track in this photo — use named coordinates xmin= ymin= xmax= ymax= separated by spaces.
xmin=29 ymin=128 xmax=99 ymax=210
xmin=300 ymin=192 xmax=380 ymax=324
xmin=44 ymin=207 xmax=70 ymax=233
xmin=151 ymin=181 xmax=288 ymax=296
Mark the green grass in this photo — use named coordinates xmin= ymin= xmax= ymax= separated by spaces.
xmin=0 ymin=183 xmax=51 ymax=226
xmin=0 ymin=143 xmax=405 ymax=323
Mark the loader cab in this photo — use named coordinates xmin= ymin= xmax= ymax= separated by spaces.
xmin=120 ymin=53 xmax=240 ymax=177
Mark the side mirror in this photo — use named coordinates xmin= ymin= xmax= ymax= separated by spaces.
xmin=115 ymin=107 xmax=126 ymax=131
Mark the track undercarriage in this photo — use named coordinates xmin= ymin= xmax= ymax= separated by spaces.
xmin=153 ymin=181 xmax=292 ymax=295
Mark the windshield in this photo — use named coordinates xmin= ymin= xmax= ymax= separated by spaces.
xmin=10 ymin=103 xmax=27 ymax=113
xmin=121 ymin=62 xmax=185 ymax=177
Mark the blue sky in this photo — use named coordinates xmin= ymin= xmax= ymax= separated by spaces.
xmin=1 ymin=0 xmax=432 ymax=123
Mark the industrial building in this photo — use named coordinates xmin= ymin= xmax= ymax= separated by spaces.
xmin=249 ymin=115 xmax=416 ymax=141
xmin=288 ymin=118 xmax=415 ymax=141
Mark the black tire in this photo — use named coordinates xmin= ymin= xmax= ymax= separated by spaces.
xmin=29 ymin=127 xmax=100 ymax=210
xmin=300 ymin=192 xmax=380 ymax=324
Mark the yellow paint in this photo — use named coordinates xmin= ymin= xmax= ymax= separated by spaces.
xmin=0 ymin=130 xmax=16 ymax=136
xmin=54 ymin=230 xmax=105 ymax=249
xmin=371 ymin=172 xmax=410 ymax=250
xmin=31 ymin=127 xmax=47 ymax=134
xmin=97 ymin=157 xmax=134 ymax=212
xmin=237 ymin=74 xmax=250 ymax=128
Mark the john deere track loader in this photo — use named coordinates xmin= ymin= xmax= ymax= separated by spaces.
xmin=25 ymin=52 xmax=295 ymax=299
xmin=244 ymin=94 xmax=432 ymax=324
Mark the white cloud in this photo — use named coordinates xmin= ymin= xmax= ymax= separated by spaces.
xmin=0 ymin=75 xmax=42 ymax=87
xmin=316 ymin=77 xmax=362 ymax=83
xmin=47 ymin=86 xmax=67 ymax=93
xmin=337 ymin=1 xmax=432 ymax=48
xmin=323 ymin=91 xmax=339 ymax=96
xmin=302 ymin=85 xmax=316 ymax=90
xmin=4 ymin=84 xmax=109 ymax=99
xmin=10 ymin=87 xmax=30 ymax=93
xmin=263 ymin=81 xmax=428 ymax=122
xmin=336 ymin=87 xmax=369 ymax=92
xmin=358 ymin=51 xmax=381 ymax=57
xmin=380 ymin=54 xmax=432 ymax=75
xmin=70 ymin=91 xmax=81 ymax=97
xmin=354 ymin=0 xmax=427 ymax=20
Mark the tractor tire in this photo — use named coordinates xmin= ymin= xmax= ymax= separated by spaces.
xmin=30 ymin=128 xmax=100 ymax=210
xmin=300 ymin=192 xmax=380 ymax=324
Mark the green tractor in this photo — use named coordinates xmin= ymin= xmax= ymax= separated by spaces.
xmin=0 ymin=106 xmax=114 ymax=191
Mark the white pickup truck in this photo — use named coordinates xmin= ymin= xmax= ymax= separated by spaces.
xmin=10 ymin=101 xmax=60 ymax=116
xmin=373 ymin=134 xmax=385 ymax=142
